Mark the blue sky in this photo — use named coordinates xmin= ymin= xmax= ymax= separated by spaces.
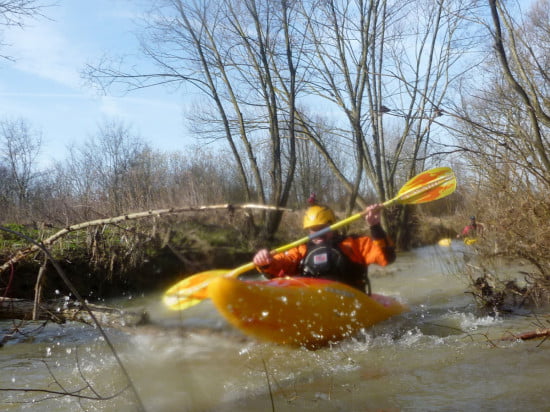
xmin=0 ymin=0 xmax=193 ymax=168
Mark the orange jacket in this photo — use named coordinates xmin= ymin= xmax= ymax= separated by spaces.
xmin=258 ymin=230 xmax=395 ymax=279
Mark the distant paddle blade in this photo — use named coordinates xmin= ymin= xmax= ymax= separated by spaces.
xmin=396 ymin=167 xmax=456 ymax=205
xmin=163 ymin=269 xmax=229 ymax=310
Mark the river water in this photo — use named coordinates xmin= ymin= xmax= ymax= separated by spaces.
xmin=1 ymin=241 xmax=549 ymax=411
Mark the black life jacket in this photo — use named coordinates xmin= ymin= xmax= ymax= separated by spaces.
xmin=299 ymin=235 xmax=371 ymax=294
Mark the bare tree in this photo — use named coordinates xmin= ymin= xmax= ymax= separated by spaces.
xmin=290 ymin=115 xmax=356 ymax=207
xmin=297 ymin=0 xmax=480 ymax=247
xmin=84 ymin=0 xmax=480 ymax=246
xmin=55 ymin=119 xmax=150 ymax=217
xmin=0 ymin=0 xmax=48 ymax=60
xmin=85 ymin=0 xmax=308 ymax=239
xmin=446 ymin=0 xmax=550 ymax=290
xmin=0 ymin=118 xmax=43 ymax=220
xmin=53 ymin=125 xmax=248 ymax=223
xmin=486 ymin=0 xmax=550 ymax=183
xmin=450 ymin=0 xmax=549 ymax=189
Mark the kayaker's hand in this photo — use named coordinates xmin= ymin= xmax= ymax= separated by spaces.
xmin=365 ymin=203 xmax=383 ymax=226
xmin=253 ymin=249 xmax=273 ymax=267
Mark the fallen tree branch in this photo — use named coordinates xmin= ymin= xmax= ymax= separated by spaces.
xmin=0 ymin=297 xmax=149 ymax=328
xmin=501 ymin=328 xmax=550 ymax=341
xmin=0 ymin=203 xmax=291 ymax=273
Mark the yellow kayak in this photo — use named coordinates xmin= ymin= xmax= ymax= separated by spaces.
xmin=464 ymin=237 xmax=478 ymax=245
xmin=208 ymin=276 xmax=406 ymax=349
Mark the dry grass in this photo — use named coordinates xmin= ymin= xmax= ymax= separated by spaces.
xmin=455 ymin=186 xmax=550 ymax=312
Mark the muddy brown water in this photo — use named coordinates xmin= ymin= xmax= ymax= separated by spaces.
xmin=1 ymin=241 xmax=548 ymax=411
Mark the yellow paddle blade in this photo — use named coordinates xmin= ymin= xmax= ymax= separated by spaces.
xmin=164 ymin=296 xmax=204 ymax=311
xmin=393 ymin=167 xmax=456 ymax=205
xmin=163 ymin=269 xmax=230 ymax=310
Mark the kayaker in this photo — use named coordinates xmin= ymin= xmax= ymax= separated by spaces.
xmin=456 ymin=215 xmax=485 ymax=239
xmin=252 ymin=201 xmax=396 ymax=294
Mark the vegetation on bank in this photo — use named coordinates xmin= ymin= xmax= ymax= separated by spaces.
xmin=0 ymin=214 xmax=255 ymax=301
xmin=457 ymin=191 xmax=550 ymax=313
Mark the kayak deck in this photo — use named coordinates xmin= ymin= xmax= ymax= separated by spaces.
xmin=208 ymin=276 xmax=406 ymax=349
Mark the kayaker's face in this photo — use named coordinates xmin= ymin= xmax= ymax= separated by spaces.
xmin=308 ymin=224 xmax=333 ymax=244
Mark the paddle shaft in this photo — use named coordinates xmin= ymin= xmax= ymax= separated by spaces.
xmin=227 ymin=170 xmax=455 ymax=277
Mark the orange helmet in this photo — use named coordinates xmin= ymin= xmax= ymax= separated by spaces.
xmin=303 ymin=205 xmax=336 ymax=229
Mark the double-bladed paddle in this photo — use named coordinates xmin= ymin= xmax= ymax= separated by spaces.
xmin=163 ymin=166 xmax=456 ymax=310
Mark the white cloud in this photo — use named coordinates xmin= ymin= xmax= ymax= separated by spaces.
xmin=4 ymin=16 xmax=84 ymax=89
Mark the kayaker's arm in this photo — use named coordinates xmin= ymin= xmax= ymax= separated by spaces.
xmin=369 ymin=224 xmax=396 ymax=265
xmin=364 ymin=203 xmax=396 ymax=264
xmin=370 ymin=224 xmax=387 ymax=240
xmin=253 ymin=246 xmax=305 ymax=278
xmin=253 ymin=248 xmax=273 ymax=267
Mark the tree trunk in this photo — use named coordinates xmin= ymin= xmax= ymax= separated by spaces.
xmin=0 ymin=297 xmax=149 ymax=328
